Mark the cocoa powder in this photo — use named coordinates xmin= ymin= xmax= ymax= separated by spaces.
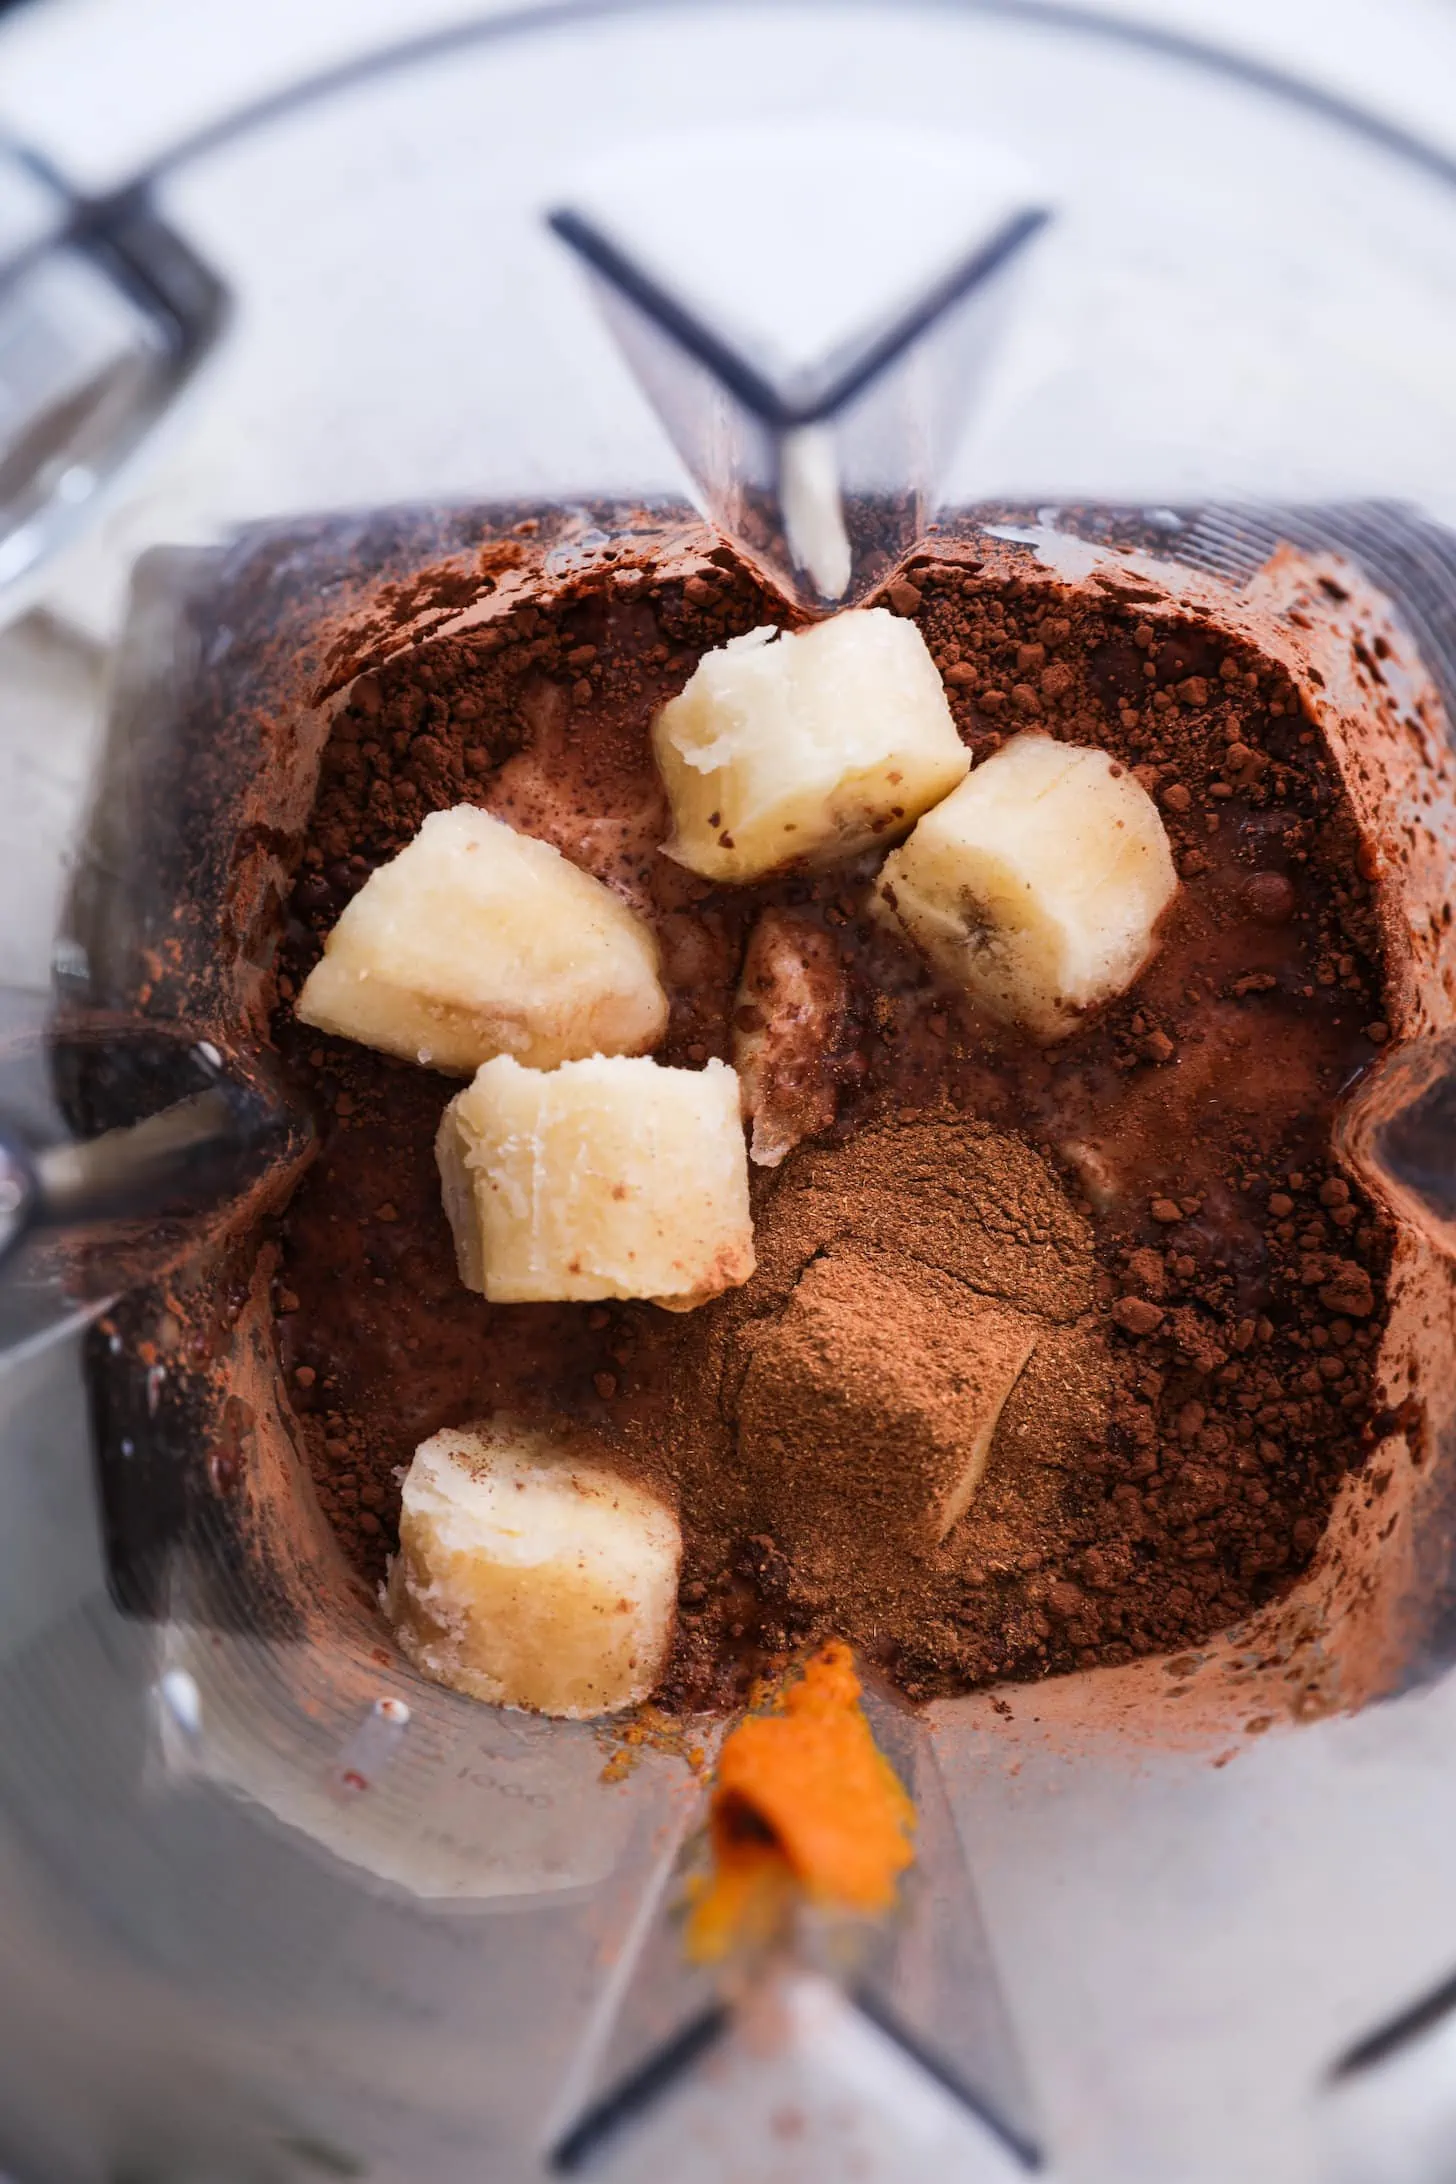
xmin=270 ymin=535 xmax=1394 ymax=1706
xmin=664 ymin=1117 xmax=1112 ymax=1706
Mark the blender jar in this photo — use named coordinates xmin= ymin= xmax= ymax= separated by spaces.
xmin=3 ymin=8 xmax=1456 ymax=2182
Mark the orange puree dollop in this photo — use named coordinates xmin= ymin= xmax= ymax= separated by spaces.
xmin=687 ymin=1642 xmax=916 ymax=1961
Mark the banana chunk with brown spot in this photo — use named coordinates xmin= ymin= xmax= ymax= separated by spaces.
xmin=874 ymin=732 xmax=1178 ymax=1041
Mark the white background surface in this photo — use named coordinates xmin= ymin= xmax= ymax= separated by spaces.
xmin=0 ymin=0 xmax=1454 ymax=996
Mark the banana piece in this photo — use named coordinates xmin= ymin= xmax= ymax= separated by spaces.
xmin=874 ymin=732 xmax=1178 ymax=1041
xmin=295 ymin=804 xmax=667 ymax=1073
xmin=385 ymin=1422 xmax=681 ymax=1716
xmin=732 ymin=909 xmax=849 ymax=1168
xmin=436 ymin=1053 xmax=755 ymax=1309
xmin=652 ymin=608 xmax=970 ymax=882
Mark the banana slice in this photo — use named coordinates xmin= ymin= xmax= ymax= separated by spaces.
xmin=436 ymin=1053 xmax=755 ymax=1309
xmin=874 ymin=732 xmax=1178 ymax=1041
xmin=732 ymin=909 xmax=849 ymax=1168
xmin=385 ymin=1422 xmax=681 ymax=1716
xmin=295 ymin=804 xmax=667 ymax=1073
xmin=652 ymin=608 xmax=969 ymax=882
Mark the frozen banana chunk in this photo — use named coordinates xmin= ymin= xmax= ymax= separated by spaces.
xmin=652 ymin=609 xmax=969 ymax=882
xmin=732 ymin=908 xmax=849 ymax=1168
xmin=385 ymin=1422 xmax=681 ymax=1716
xmin=436 ymin=1053 xmax=754 ymax=1309
xmin=874 ymin=732 xmax=1178 ymax=1041
xmin=295 ymin=804 xmax=667 ymax=1073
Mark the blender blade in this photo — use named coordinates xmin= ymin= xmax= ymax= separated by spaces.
xmin=549 ymin=122 xmax=1049 ymax=612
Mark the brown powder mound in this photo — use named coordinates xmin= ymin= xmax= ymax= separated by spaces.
xmin=269 ymin=530 xmax=1398 ymax=1707
xmin=708 ymin=1117 xmax=1105 ymax=1612
xmin=744 ymin=1116 xmax=1098 ymax=1321
xmin=662 ymin=1121 xmax=1113 ymax=1704
xmin=735 ymin=1249 xmax=1041 ymax=1555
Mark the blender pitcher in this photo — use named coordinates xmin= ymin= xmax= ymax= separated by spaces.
xmin=4 ymin=8 xmax=1456 ymax=2183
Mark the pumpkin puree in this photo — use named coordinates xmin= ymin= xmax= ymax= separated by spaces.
xmin=688 ymin=1642 xmax=916 ymax=1960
